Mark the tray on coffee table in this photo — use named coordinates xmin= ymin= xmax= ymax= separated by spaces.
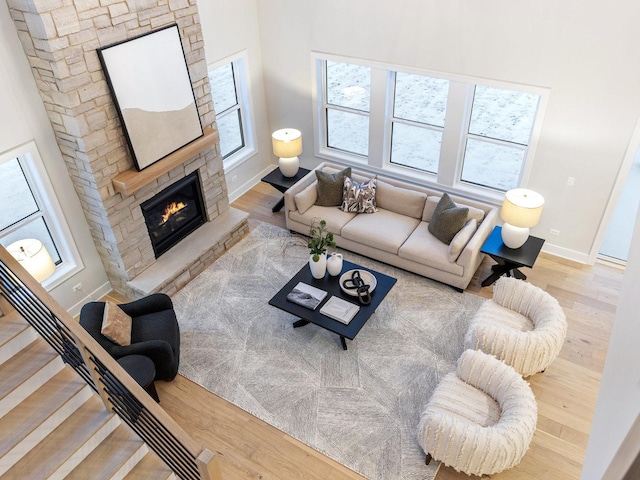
xmin=269 ymin=259 xmax=396 ymax=350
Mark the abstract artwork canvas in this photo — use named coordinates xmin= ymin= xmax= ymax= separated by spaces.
xmin=98 ymin=24 xmax=203 ymax=171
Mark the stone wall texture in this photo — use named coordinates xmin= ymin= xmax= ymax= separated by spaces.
xmin=7 ymin=0 xmax=245 ymax=297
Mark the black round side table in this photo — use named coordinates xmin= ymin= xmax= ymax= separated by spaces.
xmin=117 ymin=354 xmax=160 ymax=403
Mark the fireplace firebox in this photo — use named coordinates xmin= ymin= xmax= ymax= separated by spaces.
xmin=141 ymin=171 xmax=206 ymax=258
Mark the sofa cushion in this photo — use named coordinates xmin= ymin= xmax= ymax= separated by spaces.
xmin=428 ymin=193 xmax=469 ymax=244
xmin=341 ymin=176 xmax=377 ymax=213
xmin=376 ymin=180 xmax=427 ymax=219
xmin=101 ymin=301 xmax=132 ymax=346
xmin=423 ymin=196 xmax=486 ymax=224
xmin=399 ymin=223 xmax=464 ymax=275
xmin=315 ymin=167 xmax=351 ymax=206
xmin=448 ymin=219 xmax=477 ymax=262
xmin=341 ymin=209 xmax=420 ymax=254
xmin=295 ymin=181 xmax=318 ymax=214
xmin=288 ymin=204 xmax=357 ymax=235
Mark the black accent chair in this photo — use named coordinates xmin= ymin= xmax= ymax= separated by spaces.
xmin=79 ymin=293 xmax=180 ymax=381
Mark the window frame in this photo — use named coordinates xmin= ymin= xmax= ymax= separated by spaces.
xmin=0 ymin=141 xmax=83 ymax=290
xmin=208 ymin=51 xmax=257 ymax=172
xmin=312 ymin=53 xmax=549 ymax=203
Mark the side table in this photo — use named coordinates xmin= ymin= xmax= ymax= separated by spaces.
xmin=117 ymin=354 xmax=160 ymax=403
xmin=480 ymin=225 xmax=545 ymax=287
xmin=261 ymin=167 xmax=311 ymax=212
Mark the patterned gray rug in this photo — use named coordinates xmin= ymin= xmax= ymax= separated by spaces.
xmin=172 ymin=221 xmax=485 ymax=480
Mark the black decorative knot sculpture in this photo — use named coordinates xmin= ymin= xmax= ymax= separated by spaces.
xmin=341 ymin=270 xmax=372 ymax=305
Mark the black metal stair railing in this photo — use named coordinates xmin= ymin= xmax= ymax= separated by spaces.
xmin=0 ymin=256 xmax=216 ymax=480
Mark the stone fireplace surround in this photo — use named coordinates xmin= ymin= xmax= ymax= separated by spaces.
xmin=7 ymin=0 xmax=249 ymax=299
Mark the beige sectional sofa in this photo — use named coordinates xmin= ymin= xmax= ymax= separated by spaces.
xmin=283 ymin=162 xmax=499 ymax=291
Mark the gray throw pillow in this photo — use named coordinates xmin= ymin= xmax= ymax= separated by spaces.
xmin=315 ymin=167 xmax=352 ymax=206
xmin=428 ymin=193 xmax=469 ymax=244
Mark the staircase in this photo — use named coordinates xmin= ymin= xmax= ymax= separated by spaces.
xmin=0 ymin=309 xmax=176 ymax=479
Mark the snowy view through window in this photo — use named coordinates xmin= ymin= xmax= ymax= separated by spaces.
xmin=324 ymin=61 xmax=541 ymax=192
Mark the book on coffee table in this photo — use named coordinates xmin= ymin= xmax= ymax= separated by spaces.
xmin=320 ymin=296 xmax=360 ymax=324
xmin=286 ymin=282 xmax=327 ymax=310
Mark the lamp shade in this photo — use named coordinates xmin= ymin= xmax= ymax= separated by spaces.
xmin=272 ymin=128 xmax=303 ymax=158
xmin=500 ymin=188 xmax=544 ymax=228
xmin=7 ymin=238 xmax=56 ymax=283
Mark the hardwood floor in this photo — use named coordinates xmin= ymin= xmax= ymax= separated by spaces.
xmin=149 ymin=181 xmax=620 ymax=480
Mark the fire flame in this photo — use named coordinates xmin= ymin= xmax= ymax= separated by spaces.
xmin=159 ymin=201 xmax=187 ymax=225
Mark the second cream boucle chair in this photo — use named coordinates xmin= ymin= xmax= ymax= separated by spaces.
xmin=417 ymin=349 xmax=537 ymax=476
xmin=464 ymin=276 xmax=567 ymax=377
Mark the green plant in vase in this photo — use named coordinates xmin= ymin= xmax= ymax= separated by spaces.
xmin=308 ymin=219 xmax=336 ymax=262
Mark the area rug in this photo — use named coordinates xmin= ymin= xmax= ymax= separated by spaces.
xmin=172 ymin=221 xmax=485 ymax=480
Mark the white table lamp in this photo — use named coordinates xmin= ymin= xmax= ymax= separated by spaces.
xmin=272 ymin=128 xmax=302 ymax=177
xmin=7 ymin=238 xmax=56 ymax=283
xmin=500 ymin=188 xmax=544 ymax=249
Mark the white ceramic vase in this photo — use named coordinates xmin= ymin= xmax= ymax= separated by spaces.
xmin=309 ymin=252 xmax=327 ymax=279
xmin=326 ymin=252 xmax=343 ymax=276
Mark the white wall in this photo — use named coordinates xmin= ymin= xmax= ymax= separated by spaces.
xmin=582 ymin=200 xmax=640 ymax=478
xmin=198 ymin=0 xmax=274 ymax=201
xmin=253 ymin=0 xmax=640 ymax=264
xmin=0 ymin=1 xmax=109 ymax=315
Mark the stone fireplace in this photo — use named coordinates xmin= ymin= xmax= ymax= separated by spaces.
xmin=6 ymin=0 xmax=249 ymax=298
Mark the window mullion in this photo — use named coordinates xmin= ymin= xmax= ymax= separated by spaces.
xmin=438 ymin=81 xmax=473 ymax=186
xmin=466 ymin=133 xmax=529 ymax=150
xmin=367 ymin=67 xmax=387 ymax=169
xmin=0 ymin=211 xmax=45 ymax=237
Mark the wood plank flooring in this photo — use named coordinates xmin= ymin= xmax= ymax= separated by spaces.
xmin=147 ymin=181 xmax=619 ymax=479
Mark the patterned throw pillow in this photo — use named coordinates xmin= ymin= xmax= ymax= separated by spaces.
xmin=341 ymin=176 xmax=378 ymax=213
xmin=428 ymin=192 xmax=469 ymax=244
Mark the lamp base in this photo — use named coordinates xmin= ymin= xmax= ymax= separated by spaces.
xmin=279 ymin=156 xmax=299 ymax=177
xmin=501 ymin=223 xmax=529 ymax=249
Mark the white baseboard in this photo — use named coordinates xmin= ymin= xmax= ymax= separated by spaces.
xmin=67 ymin=281 xmax=112 ymax=318
xmin=542 ymin=243 xmax=591 ymax=265
xmin=226 ymin=164 xmax=277 ymax=203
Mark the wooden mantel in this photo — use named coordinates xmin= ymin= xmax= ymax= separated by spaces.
xmin=112 ymin=127 xmax=219 ymax=196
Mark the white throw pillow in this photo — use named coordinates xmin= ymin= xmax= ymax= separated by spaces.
xmin=448 ymin=219 xmax=477 ymax=262
xmin=294 ymin=181 xmax=318 ymax=214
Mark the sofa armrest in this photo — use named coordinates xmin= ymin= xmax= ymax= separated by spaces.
xmin=283 ymin=166 xmax=322 ymax=216
xmin=456 ymin=207 xmax=498 ymax=268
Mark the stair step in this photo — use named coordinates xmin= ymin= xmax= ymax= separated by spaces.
xmin=0 ymin=311 xmax=35 ymax=366
xmin=66 ymin=425 xmax=149 ymax=480
xmin=123 ymin=452 xmax=176 ymax=479
xmin=0 ymin=367 xmax=90 ymax=464
xmin=0 ymin=337 xmax=62 ymax=417
xmin=2 ymin=395 xmax=119 ymax=479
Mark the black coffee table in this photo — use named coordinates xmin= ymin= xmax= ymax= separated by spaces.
xmin=261 ymin=167 xmax=312 ymax=212
xmin=480 ymin=226 xmax=545 ymax=287
xmin=269 ymin=259 xmax=397 ymax=350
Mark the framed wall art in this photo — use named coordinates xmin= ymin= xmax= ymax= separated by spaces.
xmin=97 ymin=24 xmax=203 ymax=171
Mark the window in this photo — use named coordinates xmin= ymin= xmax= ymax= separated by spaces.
xmin=208 ymin=53 xmax=255 ymax=168
xmin=0 ymin=142 xmax=82 ymax=288
xmin=461 ymin=86 xmax=540 ymax=191
xmin=314 ymin=55 xmax=547 ymax=197
xmin=324 ymin=61 xmax=371 ymax=156
xmin=390 ymin=72 xmax=450 ymax=174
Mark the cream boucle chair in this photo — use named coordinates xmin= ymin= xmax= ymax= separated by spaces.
xmin=464 ymin=276 xmax=567 ymax=377
xmin=417 ymin=349 xmax=537 ymax=476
